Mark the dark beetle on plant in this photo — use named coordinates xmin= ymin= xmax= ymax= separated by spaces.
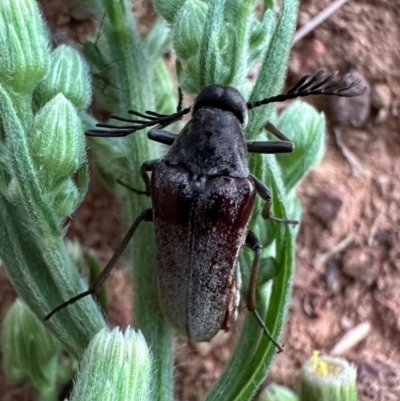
xmin=46 ymin=71 xmax=365 ymax=350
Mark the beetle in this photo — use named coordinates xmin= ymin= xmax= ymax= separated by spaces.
xmin=46 ymin=71 xmax=365 ymax=349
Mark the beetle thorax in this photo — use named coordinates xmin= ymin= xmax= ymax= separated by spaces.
xmin=164 ymin=108 xmax=249 ymax=178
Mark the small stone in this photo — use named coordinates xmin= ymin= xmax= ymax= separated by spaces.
xmin=305 ymin=71 xmax=370 ymax=128
xmin=371 ymin=83 xmax=391 ymax=110
xmin=325 ymin=260 xmax=341 ymax=293
xmin=328 ymin=71 xmax=370 ymax=127
xmin=342 ymin=248 xmax=377 ymax=286
xmin=309 ymin=190 xmax=344 ymax=229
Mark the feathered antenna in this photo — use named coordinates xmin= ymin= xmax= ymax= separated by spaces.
xmin=247 ymin=70 xmax=367 ymax=110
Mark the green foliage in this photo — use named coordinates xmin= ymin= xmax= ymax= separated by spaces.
xmin=173 ymin=0 xmax=207 ymax=60
xmin=0 ymin=0 xmax=106 ymax=365
xmin=170 ymin=0 xmax=278 ymax=94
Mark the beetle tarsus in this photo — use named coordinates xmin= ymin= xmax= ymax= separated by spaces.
xmin=253 ymin=309 xmax=284 ymax=353
xmin=45 ymin=289 xmax=93 ymax=321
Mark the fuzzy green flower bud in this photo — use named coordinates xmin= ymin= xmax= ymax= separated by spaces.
xmin=0 ymin=0 xmax=50 ymax=93
xmin=258 ymin=383 xmax=298 ymax=401
xmin=299 ymin=351 xmax=358 ymax=401
xmin=30 ymin=94 xmax=86 ymax=184
xmin=173 ymin=0 xmax=207 ymax=60
xmin=49 ymin=178 xmax=80 ymax=219
xmin=153 ymin=0 xmax=186 ymax=23
xmin=34 ymin=45 xmax=92 ymax=110
xmin=68 ymin=327 xmax=152 ymax=401
xmin=2 ymin=299 xmax=62 ymax=399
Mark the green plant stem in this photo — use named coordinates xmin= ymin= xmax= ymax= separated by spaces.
xmin=230 ymin=0 xmax=258 ymax=85
xmin=199 ymin=0 xmax=227 ymax=88
xmin=246 ymin=0 xmax=299 ymax=140
xmin=0 ymin=86 xmax=106 ymax=358
xmin=93 ymin=1 xmax=174 ymax=399
xmin=0 ymin=196 xmax=106 ymax=358
xmin=234 ymin=157 xmax=294 ymax=400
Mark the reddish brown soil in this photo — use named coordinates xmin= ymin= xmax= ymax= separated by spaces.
xmin=1 ymin=1 xmax=399 ymax=400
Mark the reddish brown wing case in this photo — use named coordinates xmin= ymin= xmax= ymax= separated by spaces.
xmin=151 ymin=162 xmax=256 ymax=341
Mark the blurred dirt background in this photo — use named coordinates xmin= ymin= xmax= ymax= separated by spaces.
xmin=1 ymin=0 xmax=399 ymax=400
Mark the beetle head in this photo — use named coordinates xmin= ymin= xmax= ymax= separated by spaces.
xmin=193 ymin=85 xmax=248 ymax=127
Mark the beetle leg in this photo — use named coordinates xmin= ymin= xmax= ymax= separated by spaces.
xmin=140 ymin=159 xmax=159 ymax=196
xmin=250 ymin=173 xmax=298 ymax=225
xmin=246 ymin=122 xmax=294 ymax=154
xmin=117 ymin=179 xmax=147 ymax=195
xmin=177 ymin=86 xmax=184 ymax=112
xmin=245 ymin=230 xmax=283 ymax=352
xmin=45 ymin=209 xmax=153 ymax=320
xmin=246 ymin=140 xmax=294 ymax=154
xmin=147 ymin=129 xmax=178 ymax=146
xmin=117 ymin=159 xmax=160 ymax=196
xmin=264 ymin=121 xmax=291 ymax=142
